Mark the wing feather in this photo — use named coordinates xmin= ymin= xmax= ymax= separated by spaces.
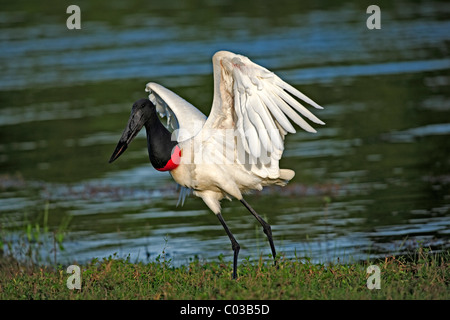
xmin=270 ymin=91 xmax=317 ymax=133
xmin=242 ymin=103 xmax=260 ymax=157
xmin=274 ymin=77 xmax=323 ymax=110
xmin=248 ymin=100 xmax=272 ymax=154
xmin=273 ymin=85 xmax=325 ymax=125
xmin=145 ymin=82 xmax=207 ymax=142
xmin=258 ymin=90 xmax=296 ymax=134
xmin=234 ymin=86 xmax=251 ymax=155
xmin=202 ymin=51 xmax=324 ymax=180
xmin=255 ymin=95 xmax=284 ymax=151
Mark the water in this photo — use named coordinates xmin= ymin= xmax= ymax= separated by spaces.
xmin=1 ymin=0 xmax=449 ymax=266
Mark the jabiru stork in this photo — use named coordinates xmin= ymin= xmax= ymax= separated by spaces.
xmin=109 ymin=51 xmax=324 ymax=279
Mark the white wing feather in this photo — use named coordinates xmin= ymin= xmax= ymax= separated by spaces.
xmin=145 ymin=82 xmax=207 ymax=142
xmin=203 ymin=51 xmax=324 ymax=179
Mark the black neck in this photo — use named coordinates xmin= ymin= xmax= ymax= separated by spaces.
xmin=144 ymin=115 xmax=178 ymax=169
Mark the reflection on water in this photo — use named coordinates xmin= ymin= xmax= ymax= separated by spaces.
xmin=0 ymin=0 xmax=449 ymax=266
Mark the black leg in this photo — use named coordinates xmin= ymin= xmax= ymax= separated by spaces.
xmin=240 ymin=198 xmax=277 ymax=264
xmin=216 ymin=213 xmax=240 ymax=279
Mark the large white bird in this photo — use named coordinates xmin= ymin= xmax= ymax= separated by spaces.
xmin=109 ymin=51 xmax=324 ymax=279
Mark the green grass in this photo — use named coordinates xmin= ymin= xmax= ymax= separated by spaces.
xmin=0 ymin=249 xmax=448 ymax=300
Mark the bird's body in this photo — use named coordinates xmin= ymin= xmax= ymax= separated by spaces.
xmin=109 ymin=51 xmax=324 ymax=279
xmin=170 ymin=136 xmax=296 ymax=214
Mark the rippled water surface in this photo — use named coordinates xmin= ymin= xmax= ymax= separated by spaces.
xmin=1 ymin=1 xmax=449 ymax=266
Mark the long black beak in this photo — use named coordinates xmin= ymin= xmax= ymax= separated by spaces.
xmin=108 ymin=139 xmax=128 ymax=163
xmin=109 ymin=108 xmax=146 ymax=163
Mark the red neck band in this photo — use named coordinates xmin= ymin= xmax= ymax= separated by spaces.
xmin=155 ymin=145 xmax=181 ymax=172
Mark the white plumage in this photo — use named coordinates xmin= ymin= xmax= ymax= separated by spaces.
xmin=145 ymin=50 xmax=324 ymax=215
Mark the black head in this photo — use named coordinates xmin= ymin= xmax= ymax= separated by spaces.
xmin=108 ymin=98 xmax=156 ymax=163
xmin=131 ymin=98 xmax=155 ymax=114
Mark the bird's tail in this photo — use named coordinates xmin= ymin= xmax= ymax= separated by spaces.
xmin=279 ymin=169 xmax=295 ymax=181
xmin=262 ymin=169 xmax=295 ymax=187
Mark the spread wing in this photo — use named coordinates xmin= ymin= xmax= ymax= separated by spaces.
xmin=145 ymin=82 xmax=207 ymax=142
xmin=145 ymin=82 xmax=207 ymax=206
xmin=203 ymin=50 xmax=324 ymax=179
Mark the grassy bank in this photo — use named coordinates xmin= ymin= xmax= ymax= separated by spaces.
xmin=0 ymin=249 xmax=448 ymax=300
